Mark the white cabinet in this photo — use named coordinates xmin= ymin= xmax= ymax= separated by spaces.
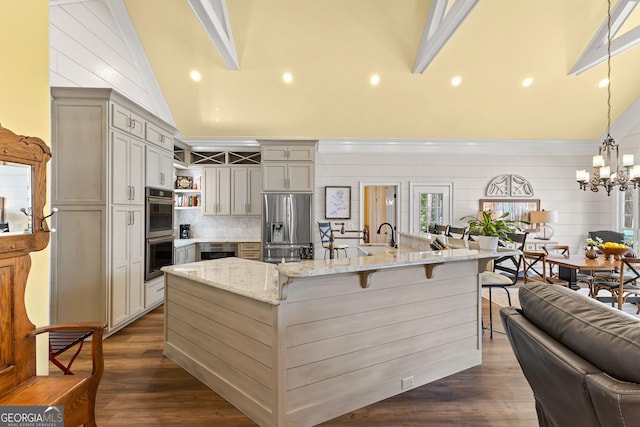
xmin=110 ymin=206 xmax=144 ymax=328
xmin=175 ymin=244 xmax=196 ymax=264
xmin=111 ymin=131 xmax=145 ymax=205
xmin=262 ymin=162 xmax=314 ymax=192
xmin=260 ymin=141 xmax=316 ymax=192
xmin=238 ymin=242 xmax=261 ymax=260
xmin=112 ymin=103 xmax=145 ymax=139
xmin=145 ymin=121 xmax=173 ymax=151
xmin=202 ymin=167 xmax=231 ymax=215
xmin=51 ymin=87 xmax=177 ymax=336
xmin=261 ymin=145 xmax=314 ymax=162
xmin=146 ymin=145 xmax=174 ymax=190
xmin=231 ymin=166 xmax=262 ymax=215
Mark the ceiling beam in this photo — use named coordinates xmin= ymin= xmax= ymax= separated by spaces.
xmin=570 ymin=0 xmax=640 ymax=75
xmin=187 ymin=0 xmax=239 ymax=70
xmin=413 ymin=0 xmax=479 ymax=74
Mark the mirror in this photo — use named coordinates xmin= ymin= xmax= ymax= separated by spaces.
xmin=0 ymin=161 xmax=32 ymax=235
xmin=359 ymin=182 xmax=400 ymax=244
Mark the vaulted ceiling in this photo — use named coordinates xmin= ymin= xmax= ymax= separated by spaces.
xmin=122 ymin=0 xmax=640 ymax=144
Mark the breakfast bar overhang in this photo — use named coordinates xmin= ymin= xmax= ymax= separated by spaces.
xmin=162 ymin=246 xmax=515 ymax=427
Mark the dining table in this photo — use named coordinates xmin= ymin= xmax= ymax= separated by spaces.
xmin=545 ymin=254 xmax=640 ymax=307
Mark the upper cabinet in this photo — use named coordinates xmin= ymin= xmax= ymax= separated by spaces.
xmin=260 ymin=141 xmax=317 ymax=192
xmin=146 ymin=144 xmax=173 ymax=190
xmin=112 ymin=103 xmax=145 ymax=139
xmin=202 ymin=167 xmax=231 ymax=216
xmin=145 ymin=121 xmax=174 ymax=151
xmin=231 ymin=166 xmax=262 ymax=215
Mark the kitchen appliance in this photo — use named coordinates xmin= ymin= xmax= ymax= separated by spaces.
xmin=145 ymin=187 xmax=174 ymax=238
xmin=145 ymin=235 xmax=174 ymax=280
xmin=262 ymin=193 xmax=313 ymax=263
xmin=145 ymin=187 xmax=174 ymax=280
xmin=199 ymin=242 xmax=238 ymax=260
xmin=180 ymin=224 xmax=191 ymax=239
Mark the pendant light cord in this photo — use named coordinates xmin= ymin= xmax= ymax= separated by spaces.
xmin=607 ymin=0 xmax=612 ymax=138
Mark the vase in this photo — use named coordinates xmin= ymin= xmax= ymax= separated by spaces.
xmin=585 ymin=246 xmax=598 ymax=259
xmin=478 ymin=236 xmax=499 ymax=251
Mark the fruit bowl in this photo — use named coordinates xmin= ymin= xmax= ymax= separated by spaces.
xmin=597 ymin=244 xmax=630 ymax=260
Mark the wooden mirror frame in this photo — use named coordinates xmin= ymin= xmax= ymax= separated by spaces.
xmin=0 ymin=124 xmax=52 ymax=259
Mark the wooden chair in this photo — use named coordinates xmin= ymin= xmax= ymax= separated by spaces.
xmin=0 ymin=124 xmax=106 ymax=427
xmin=592 ymin=258 xmax=640 ymax=312
xmin=522 ymin=250 xmax=569 ymax=286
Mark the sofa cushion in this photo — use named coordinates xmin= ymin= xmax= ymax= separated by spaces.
xmin=519 ymin=283 xmax=640 ymax=384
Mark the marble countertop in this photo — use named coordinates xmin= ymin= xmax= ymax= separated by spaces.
xmin=163 ymin=244 xmax=518 ymax=304
xmin=162 ymin=257 xmax=280 ymax=304
xmin=174 ymin=238 xmax=261 ymax=248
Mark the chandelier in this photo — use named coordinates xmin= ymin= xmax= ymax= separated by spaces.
xmin=576 ymin=0 xmax=640 ymax=196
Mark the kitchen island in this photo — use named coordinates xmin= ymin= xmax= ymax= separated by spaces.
xmin=162 ymin=245 xmax=515 ymax=427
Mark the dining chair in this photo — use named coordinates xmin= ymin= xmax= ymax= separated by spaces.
xmin=432 ymin=224 xmax=449 ymax=235
xmin=522 ymin=250 xmax=569 ymax=286
xmin=591 ymin=258 xmax=640 ymax=313
xmin=318 ymin=221 xmax=348 ymax=259
xmin=0 ymin=222 xmax=8 ymax=232
xmin=481 ymin=232 xmax=528 ymax=339
xmin=446 ymin=225 xmax=466 ymax=239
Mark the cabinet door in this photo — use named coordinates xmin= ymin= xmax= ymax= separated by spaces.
xmin=202 ymin=167 xmax=230 ymax=215
xmin=129 ymin=139 xmax=145 ymax=204
xmin=145 ymin=122 xmax=173 ymax=151
xmin=186 ymin=244 xmax=196 ymax=263
xmin=111 ymin=131 xmax=131 ymax=204
xmin=129 ymin=111 xmax=145 ymax=139
xmin=262 ymin=163 xmax=288 ymax=191
xmin=110 ymin=206 xmax=130 ymax=328
xmin=288 ymin=163 xmax=314 ymax=192
xmin=175 ymin=246 xmax=186 ymax=265
xmin=231 ymin=167 xmax=248 ymax=215
xmin=112 ymin=103 xmax=131 ymax=135
xmin=146 ymin=145 xmax=161 ymax=188
xmin=247 ymin=167 xmax=262 ymax=215
xmin=147 ymin=145 xmax=173 ymax=190
xmin=129 ymin=207 xmax=144 ymax=316
xmin=287 ymin=145 xmax=314 ymax=161
xmin=261 ymin=146 xmax=289 ymax=161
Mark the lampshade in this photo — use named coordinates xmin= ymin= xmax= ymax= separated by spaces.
xmin=529 ymin=210 xmax=558 ymax=224
xmin=529 ymin=210 xmax=558 ymax=240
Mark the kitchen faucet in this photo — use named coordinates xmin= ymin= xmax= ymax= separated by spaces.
xmin=376 ymin=222 xmax=396 ymax=248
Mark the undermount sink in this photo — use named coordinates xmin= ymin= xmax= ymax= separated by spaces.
xmin=357 ymin=244 xmax=396 ymax=256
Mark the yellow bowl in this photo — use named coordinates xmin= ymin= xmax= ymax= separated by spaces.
xmin=597 ymin=245 xmax=630 ymax=260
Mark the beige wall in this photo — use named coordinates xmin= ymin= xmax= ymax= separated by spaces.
xmin=0 ymin=0 xmax=50 ymax=372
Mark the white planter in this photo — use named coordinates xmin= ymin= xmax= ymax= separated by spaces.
xmin=478 ymin=236 xmax=499 ymax=251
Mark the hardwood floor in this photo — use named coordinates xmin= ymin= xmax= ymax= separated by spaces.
xmin=63 ymin=298 xmax=538 ymax=427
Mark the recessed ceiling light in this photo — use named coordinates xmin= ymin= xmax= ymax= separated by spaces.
xmin=282 ymin=72 xmax=293 ymax=84
xmin=598 ymin=78 xmax=609 ymax=88
xmin=190 ymin=70 xmax=201 ymax=82
xmin=451 ymin=76 xmax=462 ymax=87
xmin=522 ymin=77 xmax=533 ymax=87
xmin=370 ymin=74 xmax=380 ymax=86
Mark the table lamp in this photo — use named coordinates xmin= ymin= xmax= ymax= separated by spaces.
xmin=529 ymin=210 xmax=558 ymax=240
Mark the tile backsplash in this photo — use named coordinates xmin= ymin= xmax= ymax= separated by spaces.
xmin=175 ymin=209 xmax=261 ymax=240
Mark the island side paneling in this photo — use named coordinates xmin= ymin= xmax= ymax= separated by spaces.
xmin=163 ymin=274 xmax=278 ymax=426
xmin=280 ymin=260 xmax=481 ymax=426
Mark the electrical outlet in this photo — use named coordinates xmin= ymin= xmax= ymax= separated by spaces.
xmin=401 ymin=376 xmax=415 ymax=390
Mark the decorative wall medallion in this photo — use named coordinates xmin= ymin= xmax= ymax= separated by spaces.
xmin=486 ymin=174 xmax=534 ymax=197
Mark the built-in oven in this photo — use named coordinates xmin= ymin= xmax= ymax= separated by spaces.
xmin=146 ymin=235 xmax=174 ymax=281
xmin=145 ymin=187 xmax=174 ymax=238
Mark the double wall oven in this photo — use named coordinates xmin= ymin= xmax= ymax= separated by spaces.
xmin=145 ymin=187 xmax=174 ymax=280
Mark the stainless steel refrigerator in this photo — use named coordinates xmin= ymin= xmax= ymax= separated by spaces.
xmin=262 ymin=193 xmax=313 ymax=263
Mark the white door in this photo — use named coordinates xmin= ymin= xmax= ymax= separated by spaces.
xmin=410 ymin=183 xmax=452 ymax=234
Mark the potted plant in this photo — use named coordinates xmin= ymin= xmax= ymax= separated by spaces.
xmin=461 ymin=211 xmax=527 ymax=250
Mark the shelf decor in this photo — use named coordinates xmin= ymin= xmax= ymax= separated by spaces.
xmin=325 ymin=186 xmax=351 ymax=219
xmin=175 ymin=175 xmax=193 ymax=189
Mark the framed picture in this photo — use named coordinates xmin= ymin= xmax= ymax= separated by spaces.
xmin=325 ymin=186 xmax=351 ymax=219
xmin=479 ymin=198 xmax=540 ymax=231
xmin=175 ymin=176 xmax=193 ymax=189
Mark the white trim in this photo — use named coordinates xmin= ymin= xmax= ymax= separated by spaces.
xmin=318 ymin=138 xmax=597 ymax=156
xmin=409 ymin=182 xmax=454 ymax=234
xmin=49 ymin=0 xmax=89 ymax=5
xmin=413 ymin=0 xmax=479 ymax=73
xmin=105 ymin=0 xmax=176 ymax=126
xmin=188 ymin=0 xmax=239 ymax=70
xmin=570 ymin=0 xmax=640 ymax=75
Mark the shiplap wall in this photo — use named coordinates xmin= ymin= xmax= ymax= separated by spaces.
xmin=315 ymin=150 xmax=620 ymax=257
xmin=49 ymin=0 xmax=156 ymax=115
